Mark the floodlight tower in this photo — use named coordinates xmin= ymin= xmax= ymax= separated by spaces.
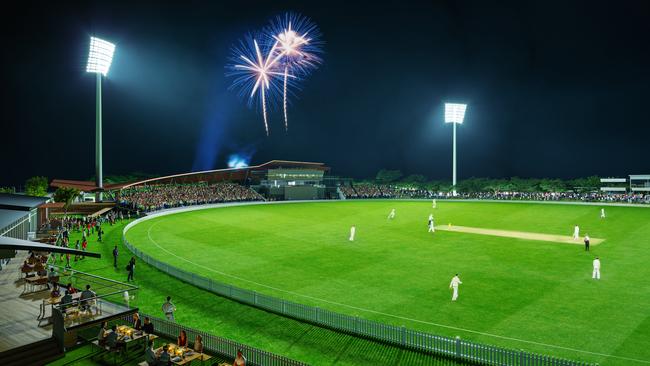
xmin=86 ymin=37 xmax=115 ymax=201
xmin=444 ymin=103 xmax=467 ymax=196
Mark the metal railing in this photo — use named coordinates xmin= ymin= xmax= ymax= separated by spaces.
xmin=123 ymin=209 xmax=598 ymax=366
xmin=121 ymin=312 xmax=307 ymax=366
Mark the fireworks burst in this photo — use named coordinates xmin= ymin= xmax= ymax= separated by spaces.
xmin=227 ymin=13 xmax=323 ymax=135
xmin=266 ymin=13 xmax=323 ymax=130
xmin=227 ymin=35 xmax=287 ymax=135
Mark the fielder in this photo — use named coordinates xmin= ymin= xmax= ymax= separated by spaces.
xmin=349 ymin=225 xmax=356 ymax=242
xmin=573 ymin=225 xmax=580 ymax=240
xmin=592 ymin=257 xmax=601 ymax=280
xmin=600 ymin=208 xmax=606 ymax=219
xmin=428 ymin=215 xmax=435 ymax=233
xmin=388 ymin=209 xmax=396 ymax=220
xmin=449 ymin=274 xmax=462 ymax=301
xmin=432 ymin=199 xmax=437 ymax=209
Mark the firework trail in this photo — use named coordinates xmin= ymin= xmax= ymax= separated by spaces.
xmin=227 ymin=35 xmax=287 ymax=135
xmin=266 ymin=12 xmax=323 ymax=131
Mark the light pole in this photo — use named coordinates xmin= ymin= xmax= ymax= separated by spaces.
xmin=86 ymin=36 xmax=116 ymax=201
xmin=444 ymin=103 xmax=467 ymax=196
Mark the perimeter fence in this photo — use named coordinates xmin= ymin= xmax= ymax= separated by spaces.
xmin=123 ymin=212 xmax=598 ymax=366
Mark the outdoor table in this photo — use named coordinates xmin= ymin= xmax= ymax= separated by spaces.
xmin=39 ymin=292 xmax=82 ymax=320
xmin=110 ymin=325 xmax=160 ymax=357
xmin=155 ymin=343 xmax=209 ymax=366
xmin=23 ymin=275 xmax=48 ymax=293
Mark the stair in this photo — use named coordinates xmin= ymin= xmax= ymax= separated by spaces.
xmin=337 ymin=187 xmax=346 ymax=200
xmin=0 ymin=337 xmax=63 ymax=366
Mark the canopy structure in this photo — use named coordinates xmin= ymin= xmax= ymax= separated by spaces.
xmin=0 ymin=236 xmax=101 ymax=258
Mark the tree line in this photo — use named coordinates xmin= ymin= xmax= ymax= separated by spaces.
xmin=366 ymin=169 xmax=603 ymax=193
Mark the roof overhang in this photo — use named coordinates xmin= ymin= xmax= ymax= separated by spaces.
xmin=0 ymin=236 xmax=101 ymax=258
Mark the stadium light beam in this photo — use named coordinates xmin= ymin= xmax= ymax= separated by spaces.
xmin=86 ymin=36 xmax=115 ymax=201
xmin=444 ymin=103 xmax=467 ymax=196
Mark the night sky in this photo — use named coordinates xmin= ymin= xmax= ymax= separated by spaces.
xmin=2 ymin=1 xmax=649 ymax=187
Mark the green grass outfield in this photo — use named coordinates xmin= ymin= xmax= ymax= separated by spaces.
xmin=125 ymin=200 xmax=650 ymax=366
xmin=49 ymin=215 xmax=465 ymax=365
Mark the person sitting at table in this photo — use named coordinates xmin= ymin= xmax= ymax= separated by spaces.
xmin=80 ymin=284 xmax=96 ymax=312
xmin=193 ymin=335 xmax=203 ymax=353
xmin=145 ymin=342 xmax=159 ymax=366
xmin=66 ymin=283 xmax=78 ymax=294
xmin=106 ymin=325 xmax=125 ymax=352
xmin=159 ymin=344 xmax=171 ymax=366
xmin=97 ymin=321 xmax=109 ymax=346
xmin=47 ymin=267 xmax=58 ymax=289
xmin=50 ymin=283 xmax=61 ymax=297
xmin=233 ymin=349 xmax=246 ymax=366
xmin=142 ymin=317 xmax=154 ymax=334
xmin=177 ymin=330 xmax=188 ymax=347
xmin=28 ymin=252 xmax=37 ymax=265
xmin=61 ymin=290 xmax=73 ymax=310
xmin=34 ymin=261 xmax=46 ymax=276
xmin=133 ymin=312 xmax=142 ymax=330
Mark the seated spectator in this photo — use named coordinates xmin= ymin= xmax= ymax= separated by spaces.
xmin=145 ymin=342 xmax=159 ymax=366
xmin=97 ymin=321 xmax=109 ymax=346
xmin=47 ymin=267 xmax=58 ymax=289
xmin=142 ymin=317 xmax=154 ymax=334
xmin=177 ymin=330 xmax=187 ymax=347
xmin=159 ymin=345 xmax=171 ymax=365
xmin=233 ymin=349 xmax=246 ymax=366
xmin=50 ymin=283 xmax=61 ymax=298
xmin=80 ymin=284 xmax=96 ymax=312
xmin=132 ymin=312 xmax=142 ymax=330
xmin=60 ymin=290 xmax=73 ymax=309
xmin=193 ymin=335 xmax=203 ymax=353
xmin=66 ymin=283 xmax=78 ymax=294
xmin=106 ymin=325 xmax=124 ymax=351
xmin=21 ymin=260 xmax=33 ymax=273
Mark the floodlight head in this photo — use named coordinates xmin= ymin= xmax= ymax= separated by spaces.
xmin=86 ymin=37 xmax=115 ymax=76
xmin=444 ymin=103 xmax=467 ymax=124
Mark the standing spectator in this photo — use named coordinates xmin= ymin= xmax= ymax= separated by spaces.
xmin=162 ymin=296 xmax=176 ymax=321
xmin=112 ymin=246 xmax=119 ymax=268
xmin=127 ymin=257 xmax=135 ymax=281
xmin=81 ymin=239 xmax=87 ymax=259
xmin=74 ymin=240 xmax=80 ymax=261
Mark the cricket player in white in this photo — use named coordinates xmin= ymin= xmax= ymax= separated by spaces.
xmin=349 ymin=225 xmax=356 ymax=241
xmin=449 ymin=274 xmax=462 ymax=301
xmin=600 ymin=208 xmax=606 ymax=219
xmin=428 ymin=215 xmax=435 ymax=233
xmin=432 ymin=199 xmax=437 ymax=209
xmin=592 ymin=257 xmax=601 ymax=280
xmin=573 ymin=225 xmax=580 ymax=240
xmin=388 ymin=209 xmax=396 ymax=220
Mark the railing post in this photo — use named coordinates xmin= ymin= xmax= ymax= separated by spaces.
xmin=455 ymin=336 xmax=461 ymax=359
xmin=401 ymin=325 xmax=406 ymax=346
xmin=316 ymin=307 xmax=320 ymax=323
xmin=254 ymin=291 xmax=258 ymax=305
xmin=520 ymin=349 xmax=524 ymax=366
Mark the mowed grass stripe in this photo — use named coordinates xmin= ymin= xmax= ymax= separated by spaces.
xmin=126 ymin=200 xmax=650 ymax=365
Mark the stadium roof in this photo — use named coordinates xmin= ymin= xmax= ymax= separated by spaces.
xmin=0 ymin=236 xmax=101 ymax=258
xmin=50 ymin=179 xmax=130 ymax=192
xmin=118 ymin=160 xmax=329 ymax=189
xmin=0 ymin=193 xmax=49 ymax=211
xmin=0 ymin=209 xmax=28 ymax=230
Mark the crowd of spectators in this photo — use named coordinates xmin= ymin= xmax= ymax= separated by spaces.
xmin=340 ymin=184 xmax=650 ymax=204
xmin=119 ymin=182 xmax=264 ymax=212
